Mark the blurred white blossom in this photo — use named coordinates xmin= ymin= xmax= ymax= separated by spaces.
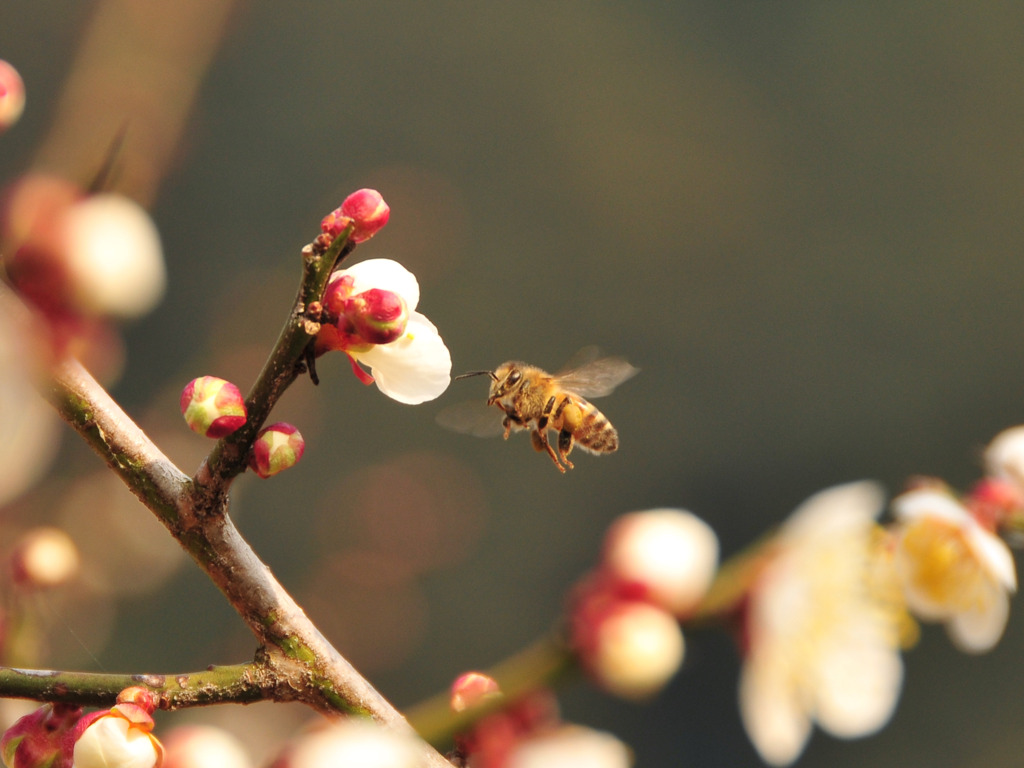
xmin=892 ymin=486 xmax=1016 ymax=653
xmin=739 ymin=482 xmax=904 ymax=766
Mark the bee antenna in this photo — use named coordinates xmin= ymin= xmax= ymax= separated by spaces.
xmin=455 ymin=370 xmax=497 ymax=381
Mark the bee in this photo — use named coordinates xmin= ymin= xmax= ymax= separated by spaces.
xmin=441 ymin=349 xmax=638 ymax=473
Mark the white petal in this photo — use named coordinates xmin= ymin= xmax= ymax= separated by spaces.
xmin=782 ymin=481 xmax=885 ymax=541
xmin=355 ymin=313 xmax=451 ymax=404
xmin=739 ymin=657 xmax=812 ymax=766
xmin=340 ymin=258 xmax=420 ymax=310
xmin=814 ymin=623 xmax=903 ymax=738
xmin=947 ymin=587 xmax=1010 ymax=653
xmin=967 ymin=525 xmax=1017 ymax=592
xmin=891 ymin=488 xmax=969 ymax=526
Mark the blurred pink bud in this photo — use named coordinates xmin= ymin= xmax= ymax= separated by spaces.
xmin=0 ymin=60 xmax=25 ymax=133
xmin=450 ymin=672 xmax=502 ymax=713
xmin=249 ymin=423 xmax=305 ymax=478
xmin=11 ymin=526 xmax=80 ymax=589
xmin=180 ymin=377 xmax=247 ymax=438
xmin=1 ymin=703 xmax=83 ymax=768
xmin=321 ymin=189 xmax=390 ymax=243
xmin=162 ymin=726 xmax=251 ymax=768
xmin=1 ymin=175 xmax=84 ymax=318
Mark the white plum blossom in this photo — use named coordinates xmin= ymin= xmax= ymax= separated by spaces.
xmin=739 ymin=482 xmax=904 ymax=766
xmin=320 ymin=259 xmax=451 ymax=405
xmin=892 ymin=486 xmax=1017 ymax=653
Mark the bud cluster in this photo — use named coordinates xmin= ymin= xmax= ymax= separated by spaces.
xmin=568 ymin=509 xmax=718 ymax=700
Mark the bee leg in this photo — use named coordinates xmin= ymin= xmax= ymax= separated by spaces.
xmin=557 ymin=429 xmax=576 ymax=470
xmin=533 ymin=430 xmax=567 ymax=473
xmin=502 ymin=415 xmax=513 ymax=440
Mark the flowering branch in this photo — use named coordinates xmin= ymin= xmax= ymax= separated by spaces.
xmin=39 ymin=252 xmax=456 ymax=766
xmin=195 ymin=227 xmax=354 ymax=497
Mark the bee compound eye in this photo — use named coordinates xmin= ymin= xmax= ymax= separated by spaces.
xmin=507 ymin=370 xmax=521 ymax=385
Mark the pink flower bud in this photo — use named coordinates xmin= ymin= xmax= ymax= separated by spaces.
xmin=321 ymin=189 xmax=390 ymax=243
xmin=249 ymin=423 xmax=304 ymax=478
xmin=1 ymin=703 xmax=83 ymax=768
xmin=0 ymin=60 xmax=26 ymax=133
xmin=340 ymin=287 xmax=409 ymax=345
xmin=450 ymin=672 xmax=502 ymax=713
xmin=10 ymin=526 xmax=80 ymax=589
xmin=180 ymin=377 xmax=247 ymax=438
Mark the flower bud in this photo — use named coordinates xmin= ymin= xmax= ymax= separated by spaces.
xmin=601 ymin=509 xmax=719 ymax=616
xmin=341 ymin=288 xmax=409 ymax=345
xmin=1 ymin=703 xmax=83 ymax=768
xmin=72 ymin=704 xmax=163 ymax=768
xmin=577 ymin=600 xmax=684 ymax=700
xmin=985 ymin=425 xmax=1024 ymax=489
xmin=10 ymin=526 xmax=80 ymax=589
xmin=180 ymin=377 xmax=247 ymax=438
xmin=321 ymin=189 xmax=390 ymax=243
xmin=62 ymin=195 xmax=165 ymax=319
xmin=0 ymin=60 xmax=25 ymax=133
xmin=249 ymin=423 xmax=304 ymax=478
xmin=450 ymin=672 xmax=502 ymax=713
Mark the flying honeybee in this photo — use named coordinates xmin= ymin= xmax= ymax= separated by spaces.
xmin=440 ymin=349 xmax=638 ymax=473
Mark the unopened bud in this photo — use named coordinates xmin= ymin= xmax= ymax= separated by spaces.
xmin=249 ymin=423 xmax=304 ymax=478
xmin=180 ymin=377 xmax=247 ymax=438
xmin=1 ymin=703 xmax=83 ymax=768
xmin=62 ymin=194 xmax=165 ymax=319
xmin=321 ymin=189 xmax=390 ymax=243
xmin=602 ymin=509 xmax=719 ymax=616
xmin=0 ymin=60 xmax=25 ymax=133
xmin=341 ymin=287 xmax=409 ymax=345
xmin=11 ymin=526 xmax=80 ymax=588
xmin=985 ymin=425 xmax=1024 ymax=488
xmin=572 ymin=592 xmax=684 ymax=700
xmin=72 ymin=704 xmax=163 ymax=768
xmin=450 ymin=672 xmax=502 ymax=713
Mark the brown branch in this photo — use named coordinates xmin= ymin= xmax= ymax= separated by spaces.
xmin=44 ymin=358 xmax=452 ymax=767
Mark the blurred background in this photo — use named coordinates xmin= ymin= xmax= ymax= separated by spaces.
xmin=2 ymin=1 xmax=1024 ymax=765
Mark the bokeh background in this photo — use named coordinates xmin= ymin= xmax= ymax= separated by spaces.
xmin=3 ymin=2 xmax=1024 ymax=765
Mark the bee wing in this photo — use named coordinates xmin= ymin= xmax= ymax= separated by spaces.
xmin=435 ymin=400 xmax=506 ymax=437
xmin=554 ymin=351 xmax=638 ymax=398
